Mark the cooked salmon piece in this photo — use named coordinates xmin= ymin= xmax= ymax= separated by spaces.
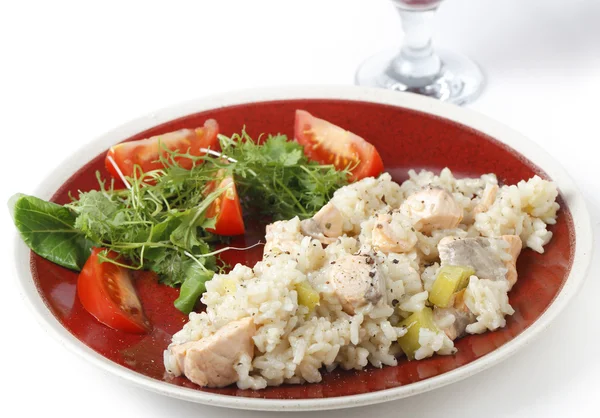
xmin=500 ymin=235 xmax=522 ymax=289
xmin=438 ymin=236 xmax=505 ymax=281
xmin=401 ymin=188 xmax=463 ymax=234
xmin=433 ymin=289 xmax=475 ymax=340
xmin=438 ymin=235 xmax=522 ymax=289
xmin=300 ymin=202 xmax=343 ymax=245
xmin=329 ymin=254 xmax=384 ymax=314
xmin=370 ymin=212 xmax=416 ymax=253
xmin=168 ymin=317 xmax=255 ymax=387
xmin=473 ymin=184 xmax=499 ymax=216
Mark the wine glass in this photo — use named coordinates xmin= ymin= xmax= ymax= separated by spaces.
xmin=355 ymin=0 xmax=484 ymax=105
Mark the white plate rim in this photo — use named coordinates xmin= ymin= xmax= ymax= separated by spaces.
xmin=12 ymin=85 xmax=593 ymax=411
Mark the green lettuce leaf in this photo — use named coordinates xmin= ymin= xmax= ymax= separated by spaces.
xmin=174 ymin=265 xmax=214 ymax=314
xmin=10 ymin=194 xmax=95 ymax=270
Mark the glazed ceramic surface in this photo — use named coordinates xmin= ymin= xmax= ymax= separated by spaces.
xmin=14 ymin=86 xmax=592 ymax=411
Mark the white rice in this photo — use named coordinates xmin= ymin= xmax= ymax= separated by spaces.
xmin=421 ymin=262 xmax=440 ymax=292
xmin=329 ymin=172 xmax=404 ymax=235
xmin=414 ymin=328 xmax=456 ymax=360
xmin=474 ymin=175 xmax=559 ymax=253
xmin=164 ymin=168 xmax=559 ymax=389
xmin=464 ymin=276 xmax=515 ymax=334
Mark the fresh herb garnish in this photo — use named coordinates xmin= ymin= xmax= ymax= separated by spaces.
xmin=10 ymin=130 xmax=349 ymax=313
xmin=218 ymin=132 xmax=350 ymax=220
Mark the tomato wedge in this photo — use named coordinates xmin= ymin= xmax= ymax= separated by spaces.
xmin=77 ymin=248 xmax=151 ymax=334
xmin=294 ymin=110 xmax=384 ymax=182
xmin=204 ymin=172 xmax=245 ymax=236
xmin=105 ymin=119 xmax=219 ymax=180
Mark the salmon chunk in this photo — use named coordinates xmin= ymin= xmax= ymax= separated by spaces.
xmin=329 ymin=255 xmax=384 ymax=314
xmin=370 ymin=212 xmax=417 ymax=253
xmin=433 ymin=289 xmax=475 ymax=340
xmin=500 ymin=235 xmax=522 ymax=289
xmin=168 ymin=317 xmax=255 ymax=387
xmin=300 ymin=202 xmax=343 ymax=245
xmin=473 ymin=184 xmax=499 ymax=216
xmin=401 ymin=188 xmax=463 ymax=234
xmin=438 ymin=235 xmax=523 ymax=289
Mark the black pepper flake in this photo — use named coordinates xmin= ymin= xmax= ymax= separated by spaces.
xmin=392 ymin=259 xmax=399 ymax=264
xmin=369 ymin=270 xmax=376 ymax=278
xmin=365 ymin=257 xmax=374 ymax=265
xmin=392 ymin=299 xmax=399 ymax=306
xmin=325 ymin=222 xmax=332 ymax=229
xmin=330 ymin=261 xmax=336 ymax=265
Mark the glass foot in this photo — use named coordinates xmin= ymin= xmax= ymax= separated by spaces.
xmin=355 ymin=47 xmax=485 ymax=105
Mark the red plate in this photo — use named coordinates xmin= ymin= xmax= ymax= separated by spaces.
xmin=30 ymin=98 xmax=574 ymax=400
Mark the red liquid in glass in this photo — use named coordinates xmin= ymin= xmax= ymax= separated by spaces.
xmin=394 ymin=0 xmax=442 ymax=9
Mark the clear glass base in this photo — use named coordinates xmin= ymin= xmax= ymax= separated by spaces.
xmin=355 ymin=47 xmax=485 ymax=105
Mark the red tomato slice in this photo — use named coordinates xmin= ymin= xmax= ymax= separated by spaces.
xmin=77 ymin=248 xmax=151 ymax=334
xmin=105 ymin=119 xmax=219 ymax=180
xmin=205 ymin=173 xmax=245 ymax=236
xmin=294 ymin=110 xmax=384 ymax=182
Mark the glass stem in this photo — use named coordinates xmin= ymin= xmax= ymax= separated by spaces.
xmin=388 ymin=5 xmax=442 ymax=88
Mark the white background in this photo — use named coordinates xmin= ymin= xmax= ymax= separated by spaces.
xmin=1 ymin=0 xmax=600 ymax=417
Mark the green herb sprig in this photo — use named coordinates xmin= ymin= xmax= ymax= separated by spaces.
xmin=11 ymin=130 xmax=349 ymax=313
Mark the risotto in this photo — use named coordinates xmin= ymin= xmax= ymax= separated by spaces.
xmin=164 ymin=168 xmax=559 ymax=389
